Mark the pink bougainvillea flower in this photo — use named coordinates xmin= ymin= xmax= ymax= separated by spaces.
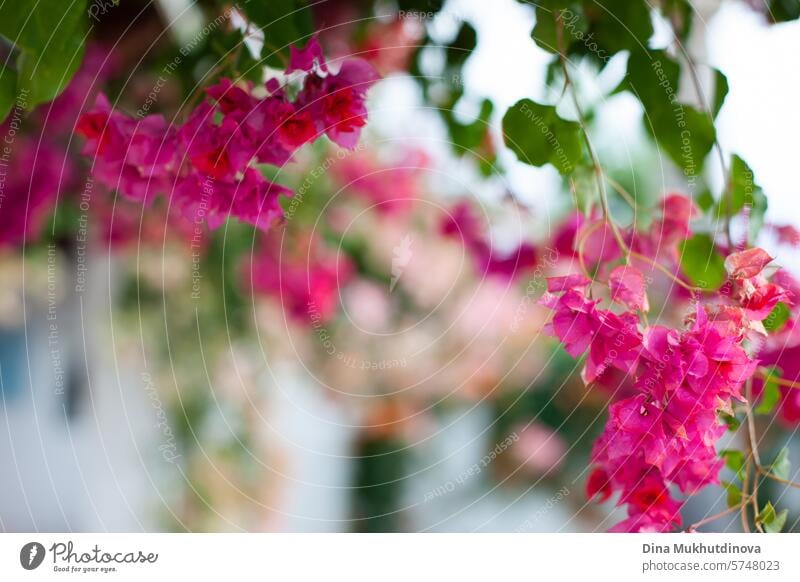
xmin=724 ymin=247 xmax=774 ymax=280
xmin=773 ymin=224 xmax=800 ymax=247
xmin=609 ymin=264 xmax=649 ymax=312
xmin=722 ymin=247 xmax=792 ymax=322
xmin=288 ymin=37 xmax=329 ymax=74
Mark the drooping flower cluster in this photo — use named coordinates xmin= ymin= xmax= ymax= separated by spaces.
xmin=76 ymin=39 xmax=378 ymax=232
xmin=541 ymin=247 xmax=791 ymax=532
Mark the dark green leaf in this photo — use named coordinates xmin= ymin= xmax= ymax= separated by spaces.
xmin=502 ymin=98 xmax=583 ymax=174
xmin=0 ymin=68 xmax=17 ymax=121
xmin=712 ymin=68 xmax=728 ymax=117
xmin=241 ymin=0 xmax=314 ymax=68
xmin=678 ymin=234 xmax=726 ymax=290
xmin=0 ymin=0 xmax=87 ymax=114
xmin=445 ymin=22 xmax=477 ymax=67
xmin=581 ymin=0 xmax=653 ymax=55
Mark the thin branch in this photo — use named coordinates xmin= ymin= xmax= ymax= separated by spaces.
xmin=685 ymin=500 xmax=747 ymax=532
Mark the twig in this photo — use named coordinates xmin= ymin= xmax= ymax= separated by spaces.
xmin=686 ymin=501 xmax=747 ymax=532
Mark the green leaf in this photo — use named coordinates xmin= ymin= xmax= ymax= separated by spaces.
xmin=445 ymin=22 xmax=477 ymax=67
xmin=770 ymin=447 xmax=791 ymax=481
xmin=626 ymin=49 xmax=715 ymax=174
xmin=719 ymin=411 xmax=741 ymax=432
xmin=758 ymin=501 xmax=777 ymax=525
xmin=764 ymin=509 xmax=788 ymax=533
xmin=756 ymin=366 xmax=783 ymax=415
xmin=712 ymin=68 xmax=728 ymax=117
xmin=0 ymin=0 xmax=87 ymax=114
xmin=241 ymin=0 xmax=314 ymax=68
xmin=0 ymin=68 xmax=17 ymax=121
xmin=721 ymin=449 xmax=745 ymax=477
xmin=677 ymin=234 xmax=726 ymax=290
xmin=764 ymin=302 xmax=791 ymax=333
xmin=502 ymin=99 xmax=583 ymax=174
xmin=715 ymin=155 xmax=769 ymax=243
xmin=582 ymin=0 xmax=653 ymax=55
xmin=531 ymin=4 xmax=584 ymax=54
xmin=721 ymin=480 xmax=742 ymax=508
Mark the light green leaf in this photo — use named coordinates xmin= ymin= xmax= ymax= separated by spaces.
xmin=756 ymin=366 xmax=783 ymax=415
xmin=770 ymin=447 xmax=791 ymax=481
xmin=764 ymin=302 xmax=791 ymax=334
xmin=764 ymin=509 xmax=788 ymax=533
xmin=721 ymin=480 xmax=742 ymax=508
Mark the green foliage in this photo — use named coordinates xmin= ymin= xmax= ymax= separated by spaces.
xmin=764 ymin=302 xmax=791 ymax=333
xmin=0 ymin=0 xmax=87 ymax=118
xmin=719 ymin=411 xmax=741 ymax=432
xmin=756 ymin=366 xmax=783 ymax=415
xmin=445 ymin=22 xmax=477 ymax=66
xmin=239 ymin=0 xmax=313 ymax=68
xmin=502 ymin=98 xmax=583 ymax=174
xmin=721 ymin=480 xmax=742 ymax=508
xmin=716 ymin=154 xmax=768 ymax=243
xmin=530 ymin=0 xmax=653 ymax=66
xmin=758 ymin=501 xmax=788 ymax=532
xmin=721 ymin=449 xmax=745 ymax=478
xmin=677 ymin=233 xmax=726 ymax=290
xmin=625 ymin=49 xmax=715 ymax=175
xmin=768 ymin=0 xmax=800 ymax=23
xmin=712 ymin=68 xmax=729 ymax=117
xmin=770 ymin=447 xmax=791 ymax=481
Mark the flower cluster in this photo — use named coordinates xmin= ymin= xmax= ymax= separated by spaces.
xmin=541 ymin=246 xmax=791 ymax=532
xmin=244 ymin=232 xmax=354 ymax=324
xmin=76 ymin=39 xmax=378 ymax=232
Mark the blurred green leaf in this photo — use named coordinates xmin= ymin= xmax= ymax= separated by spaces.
xmin=721 ymin=449 xmax=745 ymax=478
xmin=678 ymin=234 xmax=726 ymax=290
xmin=721 ymin=480 xmax=742 ymax=508
xmin=712 ymin=68 xmax=728 ymax=117
xmin=756 ymin=366 xmax=783 ymax=415
xmin=240 ymin=0 xmax=313 ymax=68
xmin=720 ymin=411 xmax=741 ymax=432
xmin=764 ymin=302 xmax=791 ymax=334
xmin=445 ymin=22 xmax=477 ymax=67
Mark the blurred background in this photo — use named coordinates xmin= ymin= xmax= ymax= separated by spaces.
xmin=1 ymin=0 xmax=800 ymax=532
